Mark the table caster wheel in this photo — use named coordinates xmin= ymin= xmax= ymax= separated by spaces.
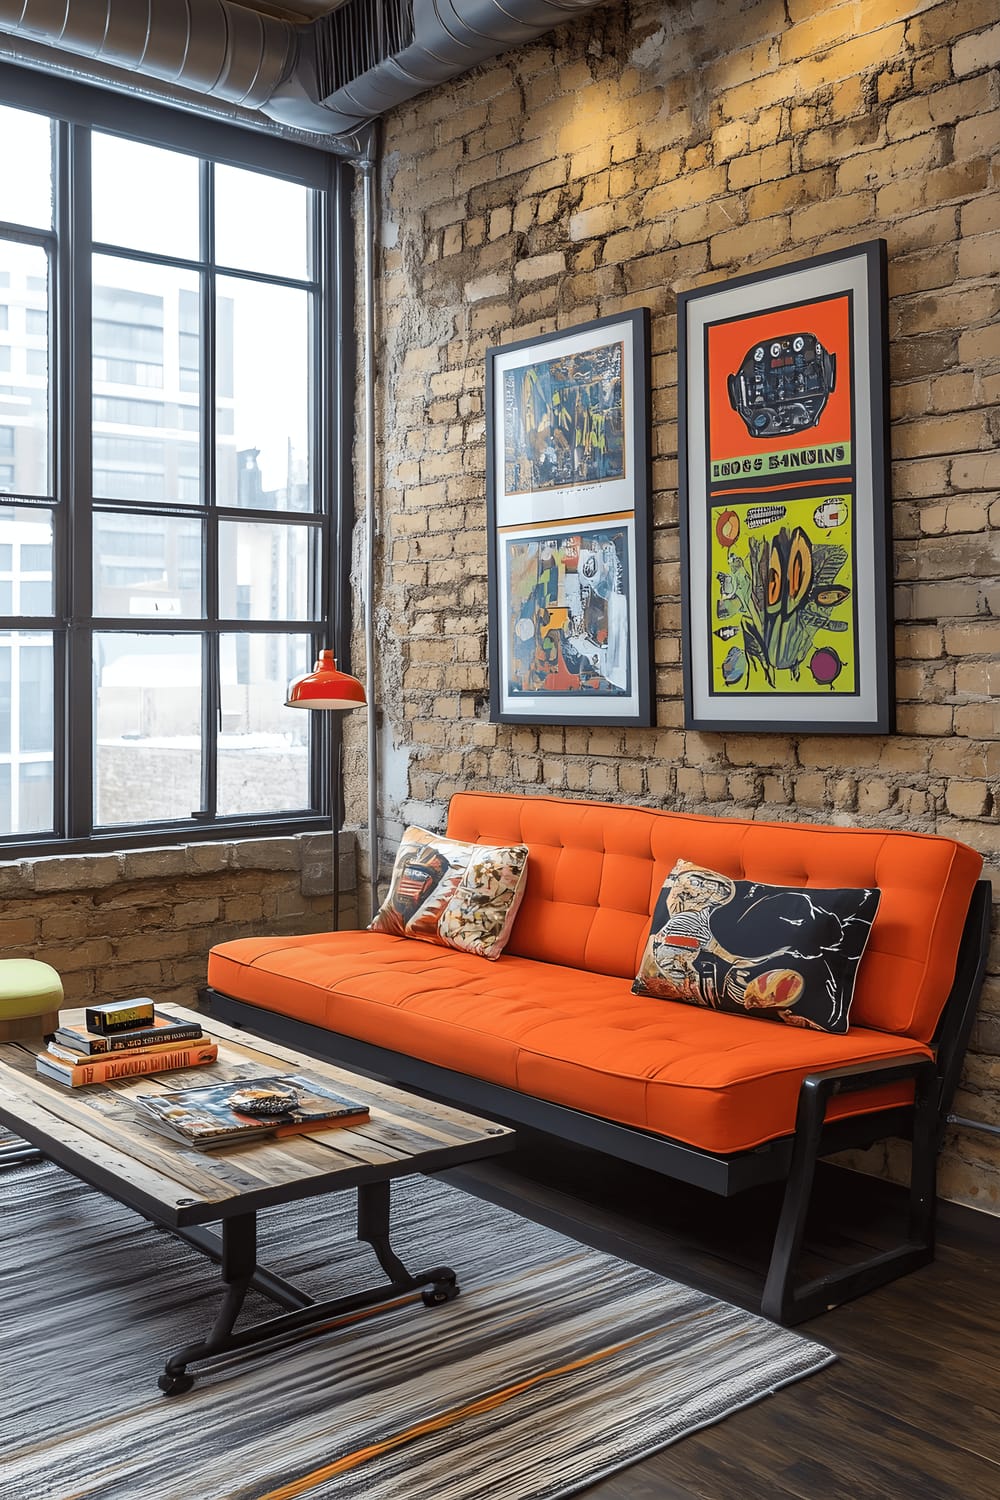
xmin=158 ymin=1371 xmax=195 ymax=1397
xmin=422 ymin=1281 xmax=460 ymax=1307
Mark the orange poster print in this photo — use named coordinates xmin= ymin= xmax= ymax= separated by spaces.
xmin=706 ymin=293 xmax=853 ymax=476
xmin=678 ymin=241 xmax=892 ymax=733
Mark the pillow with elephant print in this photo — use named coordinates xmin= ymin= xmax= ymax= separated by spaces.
xmin=632 ymin=859 xmax=881 ymax=1034
xmin=369 ymin=827 xmax=529 ymax=961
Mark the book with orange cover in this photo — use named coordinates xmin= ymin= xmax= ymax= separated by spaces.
xmin=36 ymin=1042 xmax=219 ymax=1088
xmin=46 ymin=1035 xmax=215 ymax=1068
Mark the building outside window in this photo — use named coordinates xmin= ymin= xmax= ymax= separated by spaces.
xmin=0 ymin=90 xmax=349 ymax=850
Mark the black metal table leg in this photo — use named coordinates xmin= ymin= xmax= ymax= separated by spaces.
xmin=156 ymin=1184 xmax=461 ymax=1396
xmin=357 ymin=1180 xmax=459 ymax=1305
xmin=159 ymin=1212 xmax=258 ymax=1396
xmin=173 ymin=1222 xmax=315 ymax=1311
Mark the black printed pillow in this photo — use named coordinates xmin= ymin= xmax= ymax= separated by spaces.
xmin=632 ymin=859 xmax=881 ymax=1034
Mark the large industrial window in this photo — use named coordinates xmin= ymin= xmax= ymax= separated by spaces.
xmin=0 ymin=73 xmax=351 ymax=852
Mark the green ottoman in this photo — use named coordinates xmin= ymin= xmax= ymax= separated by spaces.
xmin=0 ymin=959 xmax=64 ymax=1040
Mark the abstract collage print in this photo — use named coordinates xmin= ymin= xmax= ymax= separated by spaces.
xmin=504 ymin=523 xmax=631 ymax=698
xmin=500 ymin=338 xmax=632 ymax=700
xmin=502 ymin=339 xmax=625 ymax=495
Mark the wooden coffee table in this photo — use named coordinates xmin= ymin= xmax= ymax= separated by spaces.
xmin=0 ymin=1005 xmax=515 ymax=1394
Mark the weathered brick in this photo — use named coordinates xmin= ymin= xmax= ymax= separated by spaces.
xmin=957 ymin=322 xmax=1000 ymax=365
xmin=952 ymin=22 xmax=1000 ymax=75
xmin=951 ymin=453 xmax=1000 ymax=491
xmin=895 ymin=704 xmax=954 ymax=736
xmin=946 ymin=622 xmax=1000 ymax=656
xmin=893 ymin=411 xmax=991 ymax=460
xmin=464 ymin=272 xmax=508 ymax=302
xmin=957 ymin=230 xmax=1000 ymax=280
xmin=0 ymin=916 xmax=38 ymax=945
xmin=879 ymin=158 xmax=991 ymax=221
xmin=931 ymin=741 xmax=1000 ymax=778
xmin=779 ymin=4 xmax=865 ymax=62
xmin=791 ymin=191 xmax=876 ymax=242
xmin=954 ymin=702 xmax=1000 ymax=738
xmin=32 ymin=856 xmax=122 ymax=893
xmin=955 ymin=658 xmax=1000 ymax=696
xmin=858 ymin=780 xmax=893 ymax=815
xmin=727 ymin=142 xmax=792 ymax=191
xmin=894 ymin=285 xmax=1000 ymax=339
xmin=710 ymin=216 xmax=792 ymax=266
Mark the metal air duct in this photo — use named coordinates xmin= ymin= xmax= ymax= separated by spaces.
xmin=268 ymin=0 xmax=611 ymax=136
xmin=0 ymin=1 xmax=608 ymax=142
xmin=267 ymin=0 xmax=606 ymax=136
xmin=0 ymin=0 xmax=299 ymax=111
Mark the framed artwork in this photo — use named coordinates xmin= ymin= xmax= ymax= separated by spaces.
xmin=678 ymin=240 xmax=893 ymax=734
xmin=486 ymin=309 xmax=653 ymax=725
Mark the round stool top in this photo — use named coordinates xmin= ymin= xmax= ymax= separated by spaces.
xmin=0 ymin=959 xmax=64 ymax=1019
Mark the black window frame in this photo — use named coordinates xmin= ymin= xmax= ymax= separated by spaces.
xmin=0 ymin=63 xmax=355 ymax=856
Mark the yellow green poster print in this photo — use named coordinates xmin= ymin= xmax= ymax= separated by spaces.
xmin=709 ymin=494 xmax=856 ymax=695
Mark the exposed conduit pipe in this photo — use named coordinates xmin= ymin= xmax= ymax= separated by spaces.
xmin=358 ymin=129 xmax=380 ymax=920
xmin=947 ymin=1113 xmax=1000 ymax=1138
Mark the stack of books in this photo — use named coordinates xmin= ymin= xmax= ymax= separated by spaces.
xmin=37 ymin=999 xmax=218 ymax=1089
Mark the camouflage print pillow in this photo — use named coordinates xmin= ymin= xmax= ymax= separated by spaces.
xmin=632 ymin=858 xmax=881 ymax=1034
xmin=369 ymin=827 xmax=529 ymax=961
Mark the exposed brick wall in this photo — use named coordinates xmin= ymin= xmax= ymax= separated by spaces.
xmin=349 ymin=0 xmax=1000 ymax=1212
xmin=1 ymin=835 xmax=357 ymax=1011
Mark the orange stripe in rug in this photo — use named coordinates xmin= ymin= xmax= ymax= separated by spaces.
xmin=305 ymin=1293 xmax=419 ymax=1339
xmin=257 ymin=1321 xmax=671 ymax=1500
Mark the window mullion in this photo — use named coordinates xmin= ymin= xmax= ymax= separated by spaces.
xmin=200 ymin=158 xmax=218 ymax=821
xmin=63 ymin=121 xmax=93 ymax=841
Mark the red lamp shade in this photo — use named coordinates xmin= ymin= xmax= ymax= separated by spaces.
xmin=285 ymin=650 xmax=366 ymax=711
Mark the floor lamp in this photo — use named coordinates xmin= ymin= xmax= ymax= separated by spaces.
xmin=286 ymin=650 xmax=366 ymax=929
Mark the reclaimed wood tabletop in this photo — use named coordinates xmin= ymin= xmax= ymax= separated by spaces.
xmin=0 ymin=1004 xmax=515 ymax=1227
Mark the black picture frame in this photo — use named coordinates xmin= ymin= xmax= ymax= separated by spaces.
xmin=486 ymin=308 xmax=653 ymax=726
xmin=678 ymin=240 xmax=893 ymax=735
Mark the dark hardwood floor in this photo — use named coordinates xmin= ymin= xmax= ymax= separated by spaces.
xmin=447 ymin=1133 xmax=1000 ymax=1500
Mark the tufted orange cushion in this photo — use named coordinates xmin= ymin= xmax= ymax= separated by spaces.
xmin=444 ymin=793 xmax=982 ymax=1043
xmin=207 ymin=793 xmax=980 ymax=1155
xmin=206 ymin=929 xmax=931 ymax=1155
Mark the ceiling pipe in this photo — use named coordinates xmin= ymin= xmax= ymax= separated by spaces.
xmin=267 ymin=0 xmax=606 ymax=136
xmin=0 ymin=0 xmax=608 ymax=142
xmin=0 ymin=28 xmax=351 ymax=151
xmin=0 ymin=0 xmax=298 ymax=109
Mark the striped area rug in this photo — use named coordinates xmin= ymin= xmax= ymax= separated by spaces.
xmin=0 ymin=1152 xmax=834 ymax=1500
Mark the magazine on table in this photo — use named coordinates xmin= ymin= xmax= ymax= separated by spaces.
xmin=132 ymin=1073 xmax=371 ymax=1150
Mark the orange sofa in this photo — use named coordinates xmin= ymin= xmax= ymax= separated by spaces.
xmin=205 ymin=792 xmax=990 ymax=1324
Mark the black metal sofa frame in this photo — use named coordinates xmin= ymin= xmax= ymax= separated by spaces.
xmin=204 ymin=878 xmax=991 ymax=1327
